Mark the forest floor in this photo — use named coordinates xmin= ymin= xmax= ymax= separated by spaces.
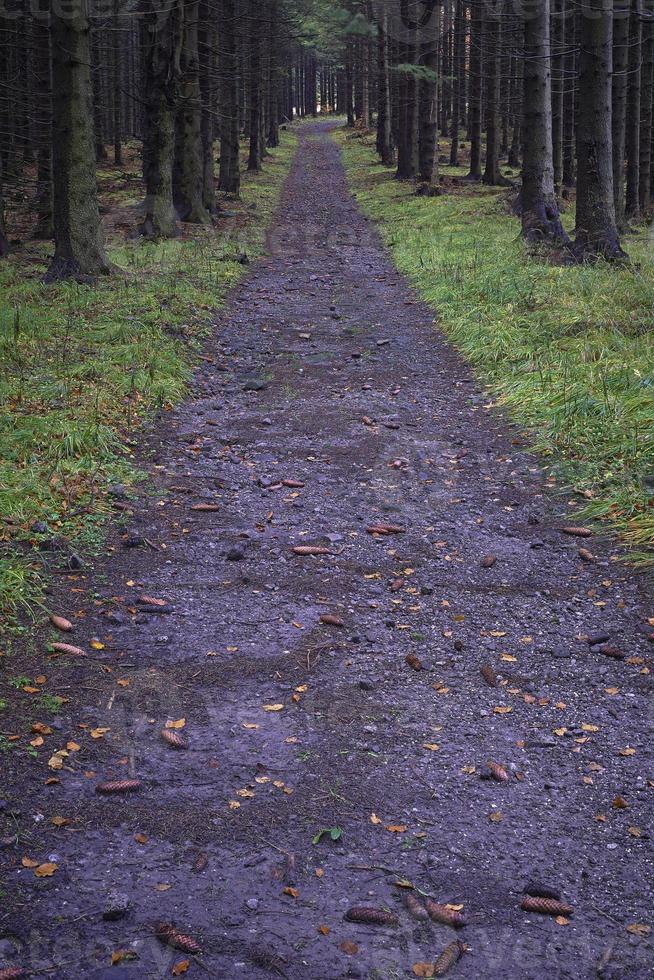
xmin=1 ymin=121 xmax=654 ymax=979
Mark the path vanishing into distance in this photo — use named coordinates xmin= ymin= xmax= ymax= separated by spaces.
xmin=3 ymin=123 xmax=654 ymax=979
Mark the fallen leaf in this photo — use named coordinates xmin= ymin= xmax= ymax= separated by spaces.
xmin=263 ymin=704 xmax=284 ymax=712
xmin=422 ymin=743 xmax=440 ymax=751
xmin=339 ymin=941 xmax=358 ymax=955
xmin=35 ymin=862 xmax=58 ymax=877
xmin=412 ymin=964 xmax=434 ymax=978
xmin=172 ymin=961 xmax=190 ymax=976
xmin=493 ymin=706 xmax=512 ymax=715
xmin=489 ymin=811 xmax=503 ymax=822
xmin=282 ymin=886 xmax=299 ymax=898
xmin=21 ymin=856 xmax=39 ymax=868
xmin=612 ymin=796 xmax=629 ymax=809
xmin=628 ymin=826 xmax=642 ymax=837
xmin=154 ymin=883 xmax=172 ymax=891
xmin=51 ymin=815 xmax=70 ymax=827
xmin=90 ymin=727 xmax=110 ymax=739
xmin=134 ymin=833 xmax=148 ymax=844
xmin=385 ymin=824 xmax=407 ymax=833
xmin=165 ymin=718 xmax=186 ymax=730
xmin=626 ymin=923 xmax=651 ymax=936
xmin=619 ymin=747 xmax=636 ymax=756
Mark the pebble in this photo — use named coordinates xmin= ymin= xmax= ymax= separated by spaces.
xmin=102 ymin=889 xmax=130 ymax=921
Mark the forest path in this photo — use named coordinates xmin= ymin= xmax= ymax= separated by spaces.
xmin=5 ymin=122 xmax=654 ymax=979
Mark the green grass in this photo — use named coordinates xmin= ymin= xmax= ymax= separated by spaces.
xmin=337 ymin=129 xmax=654 ymax=561
xmin=0 ymin=132 xmax=298 ymax=628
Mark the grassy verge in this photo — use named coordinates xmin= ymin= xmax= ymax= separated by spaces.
xmin=337 ymin=129 xmax=654 ymax=561
xmin=0 ymin=132 xmax=297 ymax=628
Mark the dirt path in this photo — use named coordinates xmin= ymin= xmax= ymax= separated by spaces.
xmin=3 ymin=123 xmax=654 ymax=979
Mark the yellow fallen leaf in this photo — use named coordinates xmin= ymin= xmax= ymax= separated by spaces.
xmin=154 ymin=883 xmax=171 ymax=891
xmin=51 ymin=816 xmax=70 ymax=827
xmin=90 ymin=640 xmax=105 ymax=650
xmin=370 ymin=813 xmax=382 ymax=824
xmin=553 ymin=727 xmax=567 ymax=736
xmin=412 ymin=962 xmax=435 ymax=978
xmin=48 ymin=753 xmax=65 ymax=770
xmin=489 ymin=811 xmax=503 ymax=822
xmin=282 ymin=886 xmax=299 ymax=898
xmin=461 ymin=765 xmax=476 ymax=774
xmin=134 ymin=833 xmax=148 ymax=844
xmin=422 ymin=743 xmax=440 ymax=751
xmin=263 ymin=704 xmax=284 ymax=712
xmin=385 ymin=824 xmax=407 ymax=833
xmin=30 ymin=736 xmax=44 ymax=747
xmin=494 ymin=706 xmax=512 ymax=715
xmin=172 ymin=961 xmax=190 ymax=976
xmin=35 ymin=862 xmax=58 ymax=877
xmin=90 ymin=727 xmax=110 ymax=739
xmin=111 ymin=950 xmax=138 ymax=965
xmin=67 ymin=741 xmax=81 ymax=752
xmin=22 ymin=856 xmax=39 ymax=868
xmin=555 ymin=915 xmax=570 ymax=925
xmin=236 ymin=788 xmax=255 ymax=798
xmin=628 ymin=826 xmax=642 ymax=837
xmin=500 ymin=654 xmax=517 ymax=662
xmin=242 ymin=723 xmax=259 ymax=730
xmin=117 ymin=679 xmax=130 ymax=687
xmin=32 ymin=722 xmax=52 ymax=735
xmin=627 ymin=923 xmax=651 ymax=936
xmin=165 ymin=718 xmax=186 ymax=730
xmin=228 ymin=800 xmax=241 ymax=809
xmin=581 ymin=724 xmax=599 ymax=732
xmin=317 ymin=924 xmax=330 ymax=935
xmin=619 ymin=747 xmax=636 ymax=756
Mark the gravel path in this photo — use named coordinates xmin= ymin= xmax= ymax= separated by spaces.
xmin=2 ymin=122 xmax=653 ymax=979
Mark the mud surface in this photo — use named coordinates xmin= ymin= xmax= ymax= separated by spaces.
xmin=2 ymin=123 xmax=654 ymax=979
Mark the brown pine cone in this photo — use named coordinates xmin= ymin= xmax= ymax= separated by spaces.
xmin=520 ymin=895 xmax=573 ymax=916
xmin=405 ymin=892 xmax=429 ymax=920
xmin=155 ymin=922 xmax=202 ymax=954
xmin=95 ymin=779 xmax=141 ymax=794
xmin=433 ymin=940 xmax=465 ymax=976
xmin=344 ymin=906 xmax=399 ymax=926
xmin=425 ymin=900 xmax=467 ymax=928
xmin=160 ymin=728 xmax=188 ymax=749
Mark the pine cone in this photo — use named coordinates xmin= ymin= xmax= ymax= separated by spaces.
xmin=344 ymin=906 xmax=399 ymax=926
xmin=160 ymin=728 xmax=188 ymax=749
xmin=0 ymin=968 xmax=26 ymax=979
xmin=520 ymin=895 xmax=572 ymax=916
xmin=405 ymin=892 xmax=429 ymax=920
xmin=487 ymin=762 xmax=509 ymax=782
xmin=405 ymin=654 xmax=423 ymax=671
xmin=155 ymin=922 xmax=202 ymax=954
xmin=433 ymin=940 xmax=465 ymax=976
xmin=480 ymin=665 xmax=497 ymax=687
xmin=425 ymin=900 xmax=467 ymax=928
xmin=95 ymin=779 xmax=141 ymax=794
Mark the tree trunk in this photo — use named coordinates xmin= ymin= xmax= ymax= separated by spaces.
xmin=33 ymin=1 xmax=53 ymax=239
xmin=173 ymin=0 xmax=210 ymax=222
xmin=396 ymin=0 xmax=419 ymax=179
xmin=521 ymin=0 xmax=568 ymax=242
xmin=112 ymin=0 xmax=123 ymax=165
xmin=199 ymin=0 xmax=215 ymax=211
xmin=551 ymin=0 xmax=565 ymax=192
xmin=612 ymin=0 xmax=630 ymax=228
xmin=482 ymin=4 xmax=504 ymax=184
xmin=418 ymin=0 xmax=440 ymax=185
xmin=140 ymin=0 xmax=182 ymax=238
xmin=46 ymin=0 xmax=111 ymax=281
xmin=375 ymin=1 xmax=394 ymax=164
xmin=467 ymin=0 xmax=483 ymax=178
xmin=638 ymin=9 xmax=653 ymax=211
xmin=562 ymin=6 xmax=577 ymax=187
xmin=625 ymin=0 xmax=642 ymax=218
xmin=247 ymin=0 xmax=263 ymax=171
xmin=449 ymin=0 xmax=464 ymax=166
xmin=574 ymin=0 xmax=626 ymax=259
xmin=218 ymin=0 xmax=241 ymax=194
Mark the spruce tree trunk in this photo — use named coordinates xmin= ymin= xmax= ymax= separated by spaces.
xmin=551 ymin=0 xmax=565 ymax=192
xmin=247 ymin=0 xmax=263 ymax=171
xmin=520 ymin=0 xmax=568 ymax=243
xmin=375 ymin=1 xmax=394 ymax=164
xmin=449 ymin=0 xmax=464 ymax=166
xmin=0 ymin=175 xmax=8 ymax=256
xmin=218 ymin=0 xmax=241 ymax=194
xmin=345 ymin=42 xmax=355 ymax=126
xmin=482 ymin=5 xmax=503 ymax=185
xmin=45 ymin=0 xmax=111 ymax=281
xmin=574 ymin=0 xmax=626 ymax=259
xmin=33 ymin=1 xmax=53 ymax=239
xmin=173 ymin=0 xmax=210 ymax=222
xmin=638 ymin=10 xmax=653 ymax=211
xmin=112 ymin=0 xmax=123 ymax=165
xmin=396 ymin=0 xmax=419 ymax=179
xmin=467 ymin=0 xmax=483 ymax=179
xmin=625 ymin=0 xmax=642 ymax=218
xmin=199 ymin=0 xmax=215 ymax=211
xmin=139 ymin=0 xmax=182 ymax=238
xmin=417 ymin=0 xmax=440 ymax=186
xmin=562 ymin=7 xmax=577 ymax=187
xmin=612 ymin=0 xmax=630 ymax=228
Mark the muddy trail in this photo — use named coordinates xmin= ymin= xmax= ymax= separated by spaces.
xmin=3 ymin=122 xmax=654 ymax=979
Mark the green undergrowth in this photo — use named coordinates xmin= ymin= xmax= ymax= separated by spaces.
xmin=337 ymin=128 xmax=654 ymax=563
xmin=0 ymin=132 xmax=297 ymax=628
